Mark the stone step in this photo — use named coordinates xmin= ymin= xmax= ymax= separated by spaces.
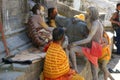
xmin=0 ymin=71 xmax=25 ymax=80
xmin=0 ymin=47 xmax=46 ymax=80
xmin=0 ymin=61 xmax=43 ymax=80
xmin=0 ymin=62 xmax=43 ymax=80
xmin=12 ymin=60 xmax=44 ymax=73
xmin=0 ymin=32 xmax=31 ymax=54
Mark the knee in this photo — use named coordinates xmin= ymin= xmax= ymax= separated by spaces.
xmin=70 ymin=47 xmax=76 ymax=54
xmin=100 ymin=64 xmax=107 ymax=72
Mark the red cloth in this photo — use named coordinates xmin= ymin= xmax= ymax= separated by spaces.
xmin=82 ymin=41 xmax=102 ymax=67
xmin=91 ymin=41 xmax=102 ymax=58
xmin=43 ymin=41 xmax=52 ymax=52
xmin=82 ymin=47 xmax=98 ymax=67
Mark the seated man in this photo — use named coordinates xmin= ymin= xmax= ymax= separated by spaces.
xmin=47 ymin=7 xmax=58 ymax=27
xmin=43 ymin=27 xmax=84 ymax=80
xmin=27 ymin=3 xmax=53 ymax=48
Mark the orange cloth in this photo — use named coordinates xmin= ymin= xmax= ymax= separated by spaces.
xmin=44 ymin=69 xmax=84 ymax=80
xmin=43 ymin=42 xmax=70 ymax=79
xmin=82 ymin=47 xmax=98 ymax=67
xmin=99 ymin=32 xmax=111 ymax=62
xmin=91 ymin=41 xmax=102 ymax=58
xmin=43 ymin=42 xmax=84 ymax=80
xmin=82 ymin=41 xmax=102 ymax=67
xmin=43 ymin=41 xmax=52 ymax=52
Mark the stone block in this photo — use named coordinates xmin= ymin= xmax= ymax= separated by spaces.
xmin=0 ymin=0 xmax=1 ymax=20
xmin=0 ymin=64 xmax=12 ymax=71
xmin=13 ymin=59 xmax=44 ymax=73
xmin=0 ymin=32 xmax=30 ymax=53
xmin=24 ymin=68 xmax=41 ymax=80
xmin=0 ymin=42 xmax=5 ymax=53
xmin=2 ymin=0 xmax=28 ymax=35
xmin=57 ymin=2 xmax=83 ymax=17
xmin=46 ymin=0 xmax=57 ymax=8
xmin=13 ymin=64 xmax=30 ymax=73
xmin=18 ymin=43 xmax=33 ymax=51
xmin=0 ymin=71 xmax=25 ymax=80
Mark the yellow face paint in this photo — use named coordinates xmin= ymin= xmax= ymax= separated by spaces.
xmin=40 ymin=6 xmax=44 ymax=12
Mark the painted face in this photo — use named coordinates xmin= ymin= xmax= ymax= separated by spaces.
xmin=40 ymin=6 xmax=45 ymax=15
xmin=40 ymin=6 xmax=44 ymax=11
xmin=40 ymin=10 xmax=45 ymax=15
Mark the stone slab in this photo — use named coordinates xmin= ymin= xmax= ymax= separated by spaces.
xmin=0 ymin=71 xmax=25 ymax=80
xmin=0 ymin=32 xmax=31 ymax=53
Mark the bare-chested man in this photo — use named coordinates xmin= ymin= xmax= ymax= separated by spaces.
xmin=69 ymin=7 xmax=104 ymax=80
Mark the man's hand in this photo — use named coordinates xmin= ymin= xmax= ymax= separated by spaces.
xmin=68 ymin=43 xmax=77 ymax=50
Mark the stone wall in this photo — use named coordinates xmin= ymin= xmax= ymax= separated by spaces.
xmin=57 ymin=2 xmax=84 ymax=17
xmin=45 ymin=0 xmax=57 ymax=8
xmin=0 ymin=0 xmax=2 ymax=21
xmin=1 ymin=0 xmax=28 ymax=35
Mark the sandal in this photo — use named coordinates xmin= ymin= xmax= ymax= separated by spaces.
xmin=108 ymin=68 xmax=114 ymax=73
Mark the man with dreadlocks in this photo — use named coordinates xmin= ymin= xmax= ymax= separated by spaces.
xmin=69 ymin=7 xmax=104 ymax=80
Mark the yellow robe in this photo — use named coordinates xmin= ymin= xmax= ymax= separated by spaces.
xmin=99 ymin=32 xmax=111 ymax=62
xmin=43 ymin=42 xmax=84 ymax=80
xmin=43 ymin=42 xmax=70 ymax=79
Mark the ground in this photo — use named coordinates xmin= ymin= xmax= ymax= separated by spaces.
xmin=107 ymin=53 xmax=120 ymax=80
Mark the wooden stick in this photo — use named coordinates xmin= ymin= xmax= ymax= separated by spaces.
xmin=0 ymin=22 xmax=10 ymax=56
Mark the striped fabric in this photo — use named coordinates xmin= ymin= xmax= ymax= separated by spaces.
xmin=43 ymin=42 xmax=70 ymax=79
xmin=99 ymin=32 xmax=111 ymax=62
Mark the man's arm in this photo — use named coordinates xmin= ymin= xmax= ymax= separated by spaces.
xmin=72 ymin=22 xmax=98 ymax=46
xmin=38 ymin=16 xmax=50 ymax=30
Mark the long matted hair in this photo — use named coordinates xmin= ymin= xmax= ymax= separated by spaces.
xmin=86 ymin=7 xmax=99 ymax=28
